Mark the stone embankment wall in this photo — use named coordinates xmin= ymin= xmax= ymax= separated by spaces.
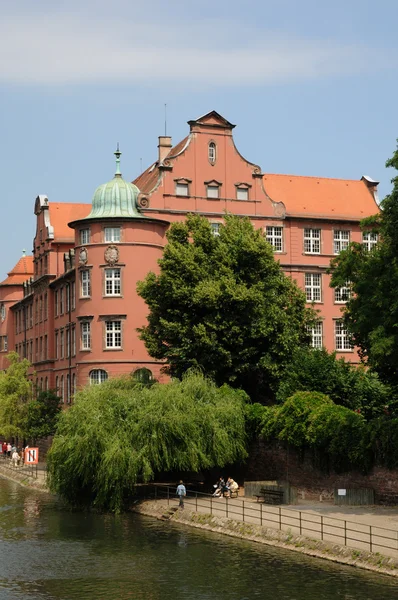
xmin=245 ymin=440 xmax=398 ymax=504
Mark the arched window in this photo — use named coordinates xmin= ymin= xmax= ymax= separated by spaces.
xmin=208 ymin=142 xmax=216 ymax=165
xmin=132 ymin=368 xmax=154 ymax=385
xmin=89 ymin=369 xmax=108 ymax=385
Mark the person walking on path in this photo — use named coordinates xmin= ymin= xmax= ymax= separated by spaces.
xmin=2 ymin=441 xmax=6 ymax=457
xmin=176 ymin=480 xmax=186 ymax=509
xmin=6 ymin=443 xmax=11 ymax=458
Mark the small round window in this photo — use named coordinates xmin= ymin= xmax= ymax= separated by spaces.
xmin=208 ymin=142 xmax=216 ymax=165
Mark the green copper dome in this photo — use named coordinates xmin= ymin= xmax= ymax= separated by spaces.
xmin=84 ymin=147 xmax=143 ymax=220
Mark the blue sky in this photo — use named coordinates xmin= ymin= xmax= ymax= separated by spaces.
xmin=1 ymin=0 xmax=397 ymax=278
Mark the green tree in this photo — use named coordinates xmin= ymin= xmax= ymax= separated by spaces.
xmin=47 ymin=371 xmax=248 ymax=512
xmin=329 ymin=142 xmax=398 ymax=386
xmin=137 ymin=214 xmax=315 ymax=400
xmin=24 ymin=390 xmax=62 ymax=443
xmin=277 ymin=347 xmax=390 ymax=419
xmin=0 ymin=352 xmax=33 ymax=439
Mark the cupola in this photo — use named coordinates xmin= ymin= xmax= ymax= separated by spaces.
xmin=84 ymin=147 xmax=143 ymax=220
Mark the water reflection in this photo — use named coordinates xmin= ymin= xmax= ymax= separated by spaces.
xmin=0 ymin=477 xmax=396 ymax=599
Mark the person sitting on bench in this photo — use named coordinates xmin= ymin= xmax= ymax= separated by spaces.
xmin=226 ymin=477 xmax=239 ymax=497
xmin=213 ymin=477 xmax=226 ymax=497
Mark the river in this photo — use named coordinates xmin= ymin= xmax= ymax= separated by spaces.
xmin=0 ymin=477 xmax=397 ymax=599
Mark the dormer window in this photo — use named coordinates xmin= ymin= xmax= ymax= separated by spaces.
xmin=174 ymin=178 xmax=191 ymax=197
xmin=208 ymin=141 xmax=216 ymax=165
xmin=235 ymin=182 xmax=251 ymax=201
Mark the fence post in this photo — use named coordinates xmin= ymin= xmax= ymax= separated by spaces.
xmin=279 ymin=507 xmax=282 ymax=530
xmin=243 ymin=501 xmax=245 ymax=523
xmin=321 ymin=516 xmax=323 ymax=541
xmin=344 ymin=521 xmax=347 ymax=546
xmin=196 ymin=493 xmax=198 ymax=512
xmin=226 ymin=497 xmax=228 ymax=519
xmin=167 ymin=486 xmax=170 ymax=506
xmin=299 ymin=511 xmax=302 ymax=535
xmin=260 ymin=503 xmax=263 ymax=527
xmin=210 ymin=496 xmax=213 ymax=516
xmin=155 ymin=486 xmax=157 ymax=500
xmin=370 ymin=526 xmax=372 ymax=553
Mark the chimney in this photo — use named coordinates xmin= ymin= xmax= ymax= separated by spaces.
xmin=158 ymin=136 xmax=172 ymax=163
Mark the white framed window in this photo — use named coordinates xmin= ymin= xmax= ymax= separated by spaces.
xmin=334 ymin=281 xmax=351 ymax=303
xmin=207 ymin=185 xmax=219 ymax=199
xmin=176 ymin=182 xmax=189 ymax=196
xmin=66 ymin=328 xmax=70 ymax=358
xmin=81 ymin=322 xmax=91 ymax=350
xmin=104 ymin=227 xmax=121 ymax=243
xmin=66 ymin=285 xmax=70 ymax=313
xmin=308 ymin=322 xmax=323 ymax=349
xmin=59 ymin=288 xmax=64 ymax=314
xmin=90 ymin=369 xmax=108 ymax=385
xmin=81 ymin=270 xmax=91 ymax=297
xmin=210 ymin=222 xmax=221 ymax=237
xmin=304 ymin=228 xmax=321 ymax=254
xmin=265 ymin=226 xmax=283 ymax=252
xmin=105 ymin=320 xmax=122 ymax=349
xmin=305 ymin=273 xmax=322 ymax=302
xmin=208 ymin=142 xmax=216 ymax=164
xmin=335 ymin=320 xmax=352 ymax=351
xmin=362 ymin=231 xmax=378 ymax=252
xmin=60 ymin=330 xmax=64 ymax=359
xmin=104 ymin=268 xmax=121 ymax=296
xmin=80 ymin=229 xmax=90 ymax=245
xmin=55 ymin=332 xmax=58 ymax=359
xmin=236 ymin=187 xmax=249 ymax=201
xmin=334 ymin=230 xmax=350 ymax=254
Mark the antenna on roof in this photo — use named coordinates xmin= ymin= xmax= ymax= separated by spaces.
xmin=164 ymin=103 xmax=167 ymax=136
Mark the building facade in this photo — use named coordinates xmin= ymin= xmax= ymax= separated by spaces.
xmin=0 ymin=111 xmax=380 ymax=400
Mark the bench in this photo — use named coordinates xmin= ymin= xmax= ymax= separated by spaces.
xmin=222 ymin=487 xmax=239 ymax=498
xmin=254 ymin=488 xmax=284 ymax=505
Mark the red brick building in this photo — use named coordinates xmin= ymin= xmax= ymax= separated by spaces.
xmin=0 ymin=111 xmax=380 ymax=401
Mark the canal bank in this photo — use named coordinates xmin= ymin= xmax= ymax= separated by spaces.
xmin=0 ymin=460 xmax=48 ymax=491
xmin=132 ymin=499 xmax=398 ymax=578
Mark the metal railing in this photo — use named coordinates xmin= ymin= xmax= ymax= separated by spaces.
xmin=0 ymin=455 xmax=39 ymax=479
xmin=136 ymin=484 xmax=398 ymax=558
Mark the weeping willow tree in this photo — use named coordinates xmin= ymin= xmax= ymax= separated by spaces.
xmin=47 ymin=371 xmax=248 ymax=512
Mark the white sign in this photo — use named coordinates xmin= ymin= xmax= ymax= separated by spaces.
xmin=337 ymin=489 xmax=347 ymax=496
xmin=24 ymin=447 xmax=39 ymax=465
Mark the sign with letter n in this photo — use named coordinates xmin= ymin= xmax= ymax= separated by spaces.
xmin=25 ymin=447 xmax=39 ymax=465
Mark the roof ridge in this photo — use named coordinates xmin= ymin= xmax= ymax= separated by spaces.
xmin=263 ymin=173 xmax=362 ymax=184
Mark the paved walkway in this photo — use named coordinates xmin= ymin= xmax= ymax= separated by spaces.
xmin=168 ymin=492 xmax=398 ymax=558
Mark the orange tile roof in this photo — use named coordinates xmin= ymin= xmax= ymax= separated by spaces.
xmin=263 ymin=174 xmax=379 ymax=220
xmin=133 ymin=136 xmax=190 ymax=194
xmin=1 ymin=255 xmax=33 ymax=285
xmin=49 ymin=203 xmax=90 ymax=240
